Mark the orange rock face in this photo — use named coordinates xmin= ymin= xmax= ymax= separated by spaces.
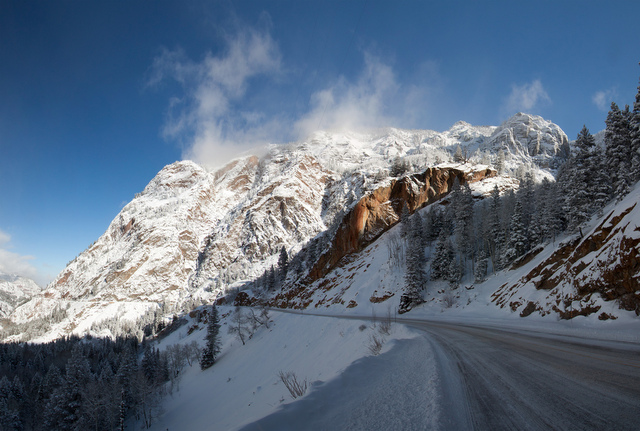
xmin=308 ymin=167 xmax=495 ymax=281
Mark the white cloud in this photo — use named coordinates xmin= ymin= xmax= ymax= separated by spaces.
xmin=505 ymin=79 xmax=551 ymax=114
xmin=592 ymin=88 xmax=617 ymax=111
xmin=0 ymin=230 xmax=10 ymax=245
xmin=294 ymin=53 xmax=401 ymax=137
xmin=148 ymin=25 xmax=283 ymax=168
xmin=0 ymin=229 xmax=42 ymax=286
xmin=151 ymin=24 xmax=438 ymax=167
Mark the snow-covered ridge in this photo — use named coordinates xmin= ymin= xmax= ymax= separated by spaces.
xmin=5 ymin=113 xmax=569 ymax=341
xmin=0 ymin=271 xmax=41 ymax=319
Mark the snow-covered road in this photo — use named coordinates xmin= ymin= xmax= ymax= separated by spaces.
xmin=243 ymin=317 xmax=640 ymax=430
xmin=411 ymin=320 xmax=640 ymax=430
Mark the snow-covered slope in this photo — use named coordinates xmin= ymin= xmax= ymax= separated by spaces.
xmin=5 ymin=113 xmax=570 ymax=341
xmin=258 ymin=182 xmax=640 ymax=324
xmin=493 ymin=184 xmax=640 ymax=319
xmin=140 ymin=308 xmax=419 ymax=431
xmin=0 ymin=271 xmax=40 ymax=319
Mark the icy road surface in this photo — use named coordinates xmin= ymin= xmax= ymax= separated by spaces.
xmin=243 ymin=318 xmax=640 ymax=431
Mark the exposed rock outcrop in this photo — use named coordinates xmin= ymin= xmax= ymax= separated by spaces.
xmin=494 ymin=195 xmax=640 ymax=317
xmin=308 ymin=167 xmax=495 ymax=282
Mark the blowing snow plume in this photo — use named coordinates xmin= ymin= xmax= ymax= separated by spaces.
xmin=147 ymin=24 xmax=283 ymax=168
xmin=149 ymin=23 xmax=434 ymax=168
xmin=293 ymin=53 xmax=403 ymax=138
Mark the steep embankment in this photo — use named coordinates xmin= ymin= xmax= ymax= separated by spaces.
xmin=493 ymin=186 xmax=640 ymax=319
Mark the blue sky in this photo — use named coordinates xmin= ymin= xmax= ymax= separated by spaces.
xmin=1 ymin=0 xmax=639 ymax=286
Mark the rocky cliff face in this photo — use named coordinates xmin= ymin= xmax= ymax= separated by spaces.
xmin=309 ymin=166 xmax=495 ymax=281
xmin=485 ymin=112 xmax=570 ymax=168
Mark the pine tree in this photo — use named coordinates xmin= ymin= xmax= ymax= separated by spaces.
xmin=520 ymin=172 xmax=535 ymax=233
xmin=592 ymin=145 xmax=611 ymax=212
xmin=278 ymin=246 xmax=289 ymax=282
xmin=563 ymin=126 xmax=598 ymax=232
xmin=451 ymin=181 xmax=474 ymax=263
xmin=267 ymin=265 xmax=276 ymax=291
xmin=503 ymin=200 xmax=527 ymax=264
xmin=605 ymin=102 xmax=632 ymax=199
xmin=454 ymin=144 xmax=464 ymax=163
xmin=474 ymin=250 xmax=488 ymax=283
xmin=495 ymin=149 xmax=505 ymax=174
xmin=46 ymin=344 xmax=92 ymax=430
xmin=390 ymin=156 xmax=409 ymax=177
xmin=446 ymin=258 xmax=462 ymax=288
xmin=487 ymin=185 xmax=504 ymax=271
xmin=630 ymin=67 xmax=640 ymax=182
xmin=200 ymin=305 xmax=221 ymax=370
xmin=402 ymin=214 xmax=426 ymax=311
xmin=431 ymin=230 xmax=453 ymax=280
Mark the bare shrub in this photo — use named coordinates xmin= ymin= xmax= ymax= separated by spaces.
xmin=358 ymin=324 xmax=367 ymax=332
xmin=378 ymin=310 xmax=392 ymax=336
xmin=386 ymin=231 xmax=405 ymax=269
xmin=278 ymin=371 xmax=308 ymax=399
xmin=228 ymin=306 xmax=251 ymax=345
xmin=443 ymin=292 xmax=456 ymax=308
xmin=368 ymin=334 xmax=384 ymax=356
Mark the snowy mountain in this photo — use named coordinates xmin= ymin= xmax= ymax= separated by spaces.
xmin=0 ymin=271 xmax=40 ymax=319
xmin=4 ymin=113 xmax=571 ymax=342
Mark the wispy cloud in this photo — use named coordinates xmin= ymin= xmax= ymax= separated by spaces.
xmin=0 ymin=229 xmax=42 ymax=286
xmin=148 ymin=24 xmax=283 ymax=168
xmin=504 ymin=79 xmax=551 ymax=114
xmin=592 ymin=88 xmax=617 ymax=111
xmin=294 ymin=53 xmax=400 ymax=137
xmin=150 ymin=24 xmax=437 ymax=167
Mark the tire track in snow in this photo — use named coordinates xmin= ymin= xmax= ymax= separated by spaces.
xmin=412 ymin=321 xmax=640 ymax=430
xmin=239 ymin=336 xmax=442 ymax=431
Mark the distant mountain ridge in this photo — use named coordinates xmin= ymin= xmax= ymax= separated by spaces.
xmin=4 ymin=113 xmax=573 ymax=341
xmin=0 ymin=271 xmax=41 ymax=319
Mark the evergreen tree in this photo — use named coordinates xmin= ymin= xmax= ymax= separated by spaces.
xmin=474 ymin=250 xmax=488 ymax=283
xmin=267 ymin=265 xmax=276 ymax=291
xmin=278 ymin=246 xmax=289 ymax=281
xmin=562 ymin=126 xmax=598 ymax=232
xmin=454 ymin=144 xmax=464 ymax=163
xmin=520 ymin=172 xmax=535 ymax=234
xmin=431 ymin=230 xmax=454 ymax=280
xmin=46 ymin=344 xmax=92 ymax=430
xmin=487 ymin=185 xmax=504 ymax=270
xmin=390 ymin=156 xmax=409 ymax=177
xmin=451 ymin=181 xmax=474 ymax=263
xmin=495 ymin=149 xmax=505 ymax=174
xmin=605 ymin=102 xmax=632 ymax=199
xmin=446 ymin=258 xmax=462 ymax=288
xmin=630 ymin=68 xmax=640 ymax=182
xmin=200 ymin=305 xmax=221 ymax=370
xmin=403 ymin=214 xmax=426 ymax=306
xmin=503 ymin=200 xmax=527 ymax=264
xmin=592 ymin=145 xmax=612 ymax=212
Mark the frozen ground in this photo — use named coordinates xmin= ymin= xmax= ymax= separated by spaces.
xmin=143 ymin=303 xmax=640 ymax=431
xmin=145 ymin=309 xmax=418 ymax=431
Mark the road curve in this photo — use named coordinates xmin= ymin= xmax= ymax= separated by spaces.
xmin=408 ymin=320 xmax=640 ymax=430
